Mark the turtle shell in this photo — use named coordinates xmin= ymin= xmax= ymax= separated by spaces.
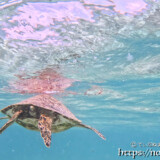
xmin=1 ymin=94 xmax=81 ymax=123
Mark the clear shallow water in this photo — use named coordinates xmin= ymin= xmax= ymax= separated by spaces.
xmin=0 ymin=0 xmax=160 ymax=159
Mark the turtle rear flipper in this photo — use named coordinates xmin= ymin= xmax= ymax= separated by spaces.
xmin=38 ymin=114 xmax=52 ymax=148
xmin=0 ymin=110 xmax=22 ymax=134
xmin=78 ymin=123 xmax=106 ymax=140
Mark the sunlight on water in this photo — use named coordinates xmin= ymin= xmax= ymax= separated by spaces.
xmin=0 ymin=0 xmax=159 ymax=78
xmin=0 ymin=0 xmax=160 ymax=159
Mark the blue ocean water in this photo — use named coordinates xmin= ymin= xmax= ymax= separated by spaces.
xmin=0 ymin=0 xmax=160 ymax=159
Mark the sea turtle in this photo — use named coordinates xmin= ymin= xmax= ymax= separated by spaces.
xmin=0 ymin=94 xmax=105 ymax=147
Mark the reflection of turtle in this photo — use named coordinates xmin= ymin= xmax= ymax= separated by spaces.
xmin=0 ymin=94 xmax=105 ymax=147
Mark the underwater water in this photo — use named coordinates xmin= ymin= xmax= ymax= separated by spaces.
xmin=0 ymin=0 xmax=160 ymax=159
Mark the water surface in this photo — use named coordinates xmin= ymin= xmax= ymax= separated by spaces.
xmin=0 ymin=0 xmax=160 ymax=159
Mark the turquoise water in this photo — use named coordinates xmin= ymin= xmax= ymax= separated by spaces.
xmin=1 ymin=0 xmax=160 ymax=159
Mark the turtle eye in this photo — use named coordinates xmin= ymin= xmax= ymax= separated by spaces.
xmin=30 ymin=105 xmax=35 ymax=111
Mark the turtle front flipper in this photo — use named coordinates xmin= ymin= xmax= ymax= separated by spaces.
xmin=38 ymin=114 xmax=52 ymax=148
xmin=0 ymin=110 xmax=22 ymax=134
xmin=0 ymin=116 xmax=9 ymax=120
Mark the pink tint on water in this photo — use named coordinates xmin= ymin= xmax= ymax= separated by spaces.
xmin=3 ymin=1 xmax=94 ymax=41
xmin=85 ymin=85 xmax=103 ymax=95
xmin=9 ymin=68 xmax=75 ymax=94
xmin=2 ymin=0 xmax=147 ymax=44
xmin=83 ymin=0 xmax=147 ymax=15
xmin=113 ymin=0 xmax=147 ymax=15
